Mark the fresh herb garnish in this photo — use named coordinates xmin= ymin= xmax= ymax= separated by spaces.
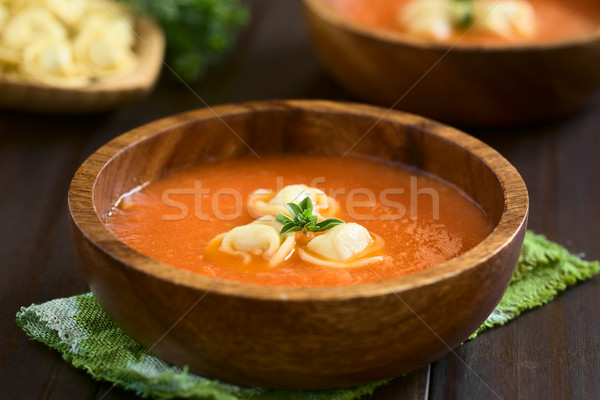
xmin=275 ymin=197 xmax=345 ymax=235
xmin=453 ymin=0 xmax=475 ymax=27
xmin=122 ymin=0 xmax=249 ymax=81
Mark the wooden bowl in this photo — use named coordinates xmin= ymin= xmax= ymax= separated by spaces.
xmin=303 ymin=0 xmax=600 ymax=126
xmin=0 ymin=17 xmax=164 ymax=113
xmin=68 ymin=100 xmax=528 ymax=389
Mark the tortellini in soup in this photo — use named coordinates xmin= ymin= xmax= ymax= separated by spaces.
xmin=306 ymin=223 xmax=373 ymax=261
xmin=209 ymin=185 xmax=386 ymax=269
xmin=211 ymin=216 xmax=296 ymax=267
xmin=299 ymin=223 xmax=385 ymax=268
xmin=248 ymin=184 xmax=338 ymax=219
xmin=401 ymin=0 xmax=536 ymax=40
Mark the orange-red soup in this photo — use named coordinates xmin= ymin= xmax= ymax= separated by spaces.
xmin=105 ymin=155 xmax=492 ymax=287
xmin=330 ymin=0 xmax=600 ymax=45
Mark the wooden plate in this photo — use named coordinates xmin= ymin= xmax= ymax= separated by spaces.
xmin=0 ymin=16 xmax=165 ymax=113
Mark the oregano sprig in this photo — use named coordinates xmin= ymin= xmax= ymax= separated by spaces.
xmin=275 ymin=197 xmax=345 ymax=235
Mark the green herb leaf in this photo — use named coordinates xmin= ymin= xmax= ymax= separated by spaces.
xmin=280 ymin=222 xmax=302 ymax=236
xmin=298 ymin=196 xmax=313 ymax=214
xmin=275 ymin=213 xmax=293 ymax=225
xmin=308 ymin=218 xmax=345 ymax=232
xmin=286 ymin=203 xmax=303 ymax=219
xmin=304 ymin=220 xmax=317 ymax=230
xmin=452 ymin=0 xmax=475 ymax=27
xmin=122 ymin=0 xmax=249 ymax=81
xmin=277 ymin=198 xmax=345 ymax=235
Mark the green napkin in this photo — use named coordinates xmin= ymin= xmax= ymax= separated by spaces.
xmin=16 ymin=231 xmax=599 ymax=400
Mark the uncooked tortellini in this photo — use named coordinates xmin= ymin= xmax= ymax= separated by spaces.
xmin=74 ymin=25 xmax=136 ymax=78
xmin=22 ymin=38 xmax=89 ymax=87
xmin=0 ymin=0 xmax=138 ymax=87
xmin=2 ymin=7 xmax=66 ymax=51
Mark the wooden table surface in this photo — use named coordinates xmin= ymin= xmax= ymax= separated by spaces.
xmin=1 ymin=1 xmax=598 ymax=399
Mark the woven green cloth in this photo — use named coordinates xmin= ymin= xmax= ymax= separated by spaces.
xmin=16 ymin=231 xmax=599 ymax=400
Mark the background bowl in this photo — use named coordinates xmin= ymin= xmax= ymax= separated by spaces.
xmin=303 ymin=0 xmax=600 ymax=126
xmin=0 ymin=17 xmax=164 ymax=113
xmin=68 ymin=100 xmax=528 ymax=389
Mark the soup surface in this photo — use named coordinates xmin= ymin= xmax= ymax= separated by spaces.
xmin=329 ymin=0 xmax=600 ymax=45
xmin=105 ymin=155 xmax=492 ymax=287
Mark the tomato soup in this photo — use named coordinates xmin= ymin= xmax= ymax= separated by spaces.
xmin=105 ymin=155 xmax=492 ymax=287
xmin=330 ymin=0 xmax=600 ymax=45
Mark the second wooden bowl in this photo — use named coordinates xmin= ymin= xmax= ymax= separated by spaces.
xmin=68 ymin=100 xmax=528 ymax=389
xmin=303 ymin=0 xmax=600 ymax=126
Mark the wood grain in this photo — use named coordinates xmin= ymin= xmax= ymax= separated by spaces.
xmin=0 ymin=0 xmax=598 ymax=398
xmin=303 ymin=0 xmax=600 ymax=126
xmin=67 ymin=100 xmax=528 ymax=389
xmin=0 ymin=17 xmax=165 ymax=114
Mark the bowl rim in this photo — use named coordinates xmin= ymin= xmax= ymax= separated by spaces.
xmin=303 ymin=0 xmax=600 ymax=51
xmin=68 ymin=99 xmax=529 ymax=301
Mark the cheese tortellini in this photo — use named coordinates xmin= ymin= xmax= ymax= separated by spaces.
xmin=21 ymin=38 xmax=89 ymax=87
xmin=2 ymin=7 xmax=66 ymax=51
xmin=402 ymin=0 xmax=453 ymax=41
xmin=401 ymin=0 xmax=536 ymax=41
xmin=208 ymin=186 xmax=386 ymax=270
xmin=0 ymin=0 xmax=137 ymax=87
xmin=298 ymin=223 xmax=385 ymax=268
xmin=471 ymin=1 xmax=536 ymax=39
xmin=248 ymin=184 xmax=338 ymax=219
xmin=211 ymin=216 xmax=296 ymax=267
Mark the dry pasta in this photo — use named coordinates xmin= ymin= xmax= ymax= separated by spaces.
xmin=0 ymin=0 xmax=138 ymax=87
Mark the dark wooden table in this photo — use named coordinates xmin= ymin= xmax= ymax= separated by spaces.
xmin=1 ymin=1 xmax=598 ymax=399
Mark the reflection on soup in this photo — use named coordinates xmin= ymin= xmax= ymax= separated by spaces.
xmin=105 ymin=155 xmax=493 ymax=287
xmin=329 ymin=0 xmax=600 ymax=45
